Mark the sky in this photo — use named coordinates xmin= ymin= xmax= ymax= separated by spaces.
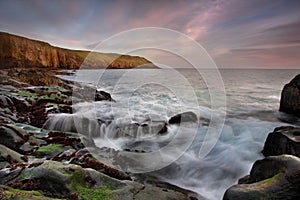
xmin=0 ymin=0 xmax=300 ymax=68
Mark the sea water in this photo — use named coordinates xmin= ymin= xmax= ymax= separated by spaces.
xmin=50 ymin=68 xmax=300 ymax=199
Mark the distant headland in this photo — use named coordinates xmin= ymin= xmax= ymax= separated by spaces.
xmin=0 ymin=32 xmax=157 ymax=69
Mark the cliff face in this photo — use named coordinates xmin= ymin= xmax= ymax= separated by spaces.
xmin=0 ymin=32 xmax=156 ymax=69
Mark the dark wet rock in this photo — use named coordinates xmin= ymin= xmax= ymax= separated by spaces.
xmin=52 ymin=149 xmax=77 ymax=162
xmin=118 ymin=121 xmax=168 ymax=138
xmin=44 ymin=131 xmax=85 ymax=150
xmin=73 ymin=85 xmax=115 ymax=102
xmin=0 ymin=167 xmax=24 ymax=185
xmin=135 ymin=173 xmax=200 ymax=200
xmin=70 ymin=152 xmax=131 ymax=181
xmin=0 ymin=83 xmax=73 ymax=127
xmin=0 ymin=124 xmax=47 ymax=155
xmin=132 ymin=184 xmax=190 ymax=200
xmin=262 ymin=126 xmax=300 ymax=157
xmin=223 ymin=155 xmax=300 ymax=200
xmin=280 ymin=74 xmax=300 ymax=117
xmin=169 ymin=111 xmax=198 ymax=124
xmin=0 ymin=144 xmax=25 ymax=168
xmin=0 ymin=126 xmax=25 ymax=151
xmin=95 ymin=90 xmax=114 ymax=101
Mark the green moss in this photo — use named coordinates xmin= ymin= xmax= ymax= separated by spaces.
xmin=71 ymin=169 xmax=112 ymax=200
xmin=3 ymin=188 xmax=47 ymax=199
xmin=39 ymin=93 xmax=69 ymax=102
xmin=35 ymin=144 xmax=64 ymax=156
xmin=76 ymin=187 xmax=112 ymax=200
xmin=264 ymin=173 xmax=281 ymax=183
xmin=18 ymin=91 xmax=38 ymax=100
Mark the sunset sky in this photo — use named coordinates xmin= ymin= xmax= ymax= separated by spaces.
xmin=0 ymin=0 xmax=300 ymax=68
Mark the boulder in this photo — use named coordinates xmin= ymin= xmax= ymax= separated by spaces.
xmin=280 ymin=74 xmax=300 ymax=117
xmin=0 ymin=144 xmax=25 ymax=168
xmin=168 ymin=111 xmax=198 ymax=124
xmin=73 ymin=85 xmax=115 ymax=102
xmin=95 ymin=90 xmax=114 ymax=102
xmin=118 ymin=121 xmax=168 ymax=138
xmin=0 ymin=126 xmax=25 ymax=150
xmin=262 ymin=126 xmax=300 ymax=157
xmin=223 ymin=155 xmax=300 ymax=200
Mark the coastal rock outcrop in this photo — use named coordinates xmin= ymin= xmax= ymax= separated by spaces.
xmin=279 ymin=74 xmax=300 ymax=117
xmin=0 ymin=32 xmax=157 ymax=69
xmin=223 ymin=155 xmax=300 ymax=200
xmin=262 ymin=126 xmax=300 ymax=157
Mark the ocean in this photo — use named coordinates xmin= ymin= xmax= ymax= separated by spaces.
xmin=51 ymin=68 xmax=300 ymax=199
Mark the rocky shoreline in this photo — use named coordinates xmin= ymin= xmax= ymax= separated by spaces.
xmin=0 ymin=69 xmax=196 ymax=200
xmin=223 ymin=74 xmax=300 ymax=199
xmin=1 ymin=69 xmax=300 ymax=199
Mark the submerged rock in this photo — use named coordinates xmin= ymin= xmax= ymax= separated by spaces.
xmin=95 ymin=90 xmax=114 ymax=102
xmin=262 ymin=126 xmax=300 ymax=157
xmin=168 ymin=111 xmax=198 ymax=124
xmin=223 ymin=155 xmax=300 ymax=200
xmin=118 ymin=121 xmax=168 ymax=138
xmin=280 ymin=74 xmax=300 ymax=117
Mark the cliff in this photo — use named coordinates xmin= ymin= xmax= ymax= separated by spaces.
xmin=0 ymin=32 xmax=156 ymax=69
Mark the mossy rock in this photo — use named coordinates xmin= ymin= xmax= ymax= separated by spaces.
xmin=10 ymin=161 xmax=120 ymax=199
xmin=224 ymin=155 xmax=300 ymax=200
xmin=34 ymin=144 xmax=65 ymax=159
xmin=18 ymin=91 xmax=38 ymax=101
xmin=2 ymin=187 xmax=61 ymax=200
